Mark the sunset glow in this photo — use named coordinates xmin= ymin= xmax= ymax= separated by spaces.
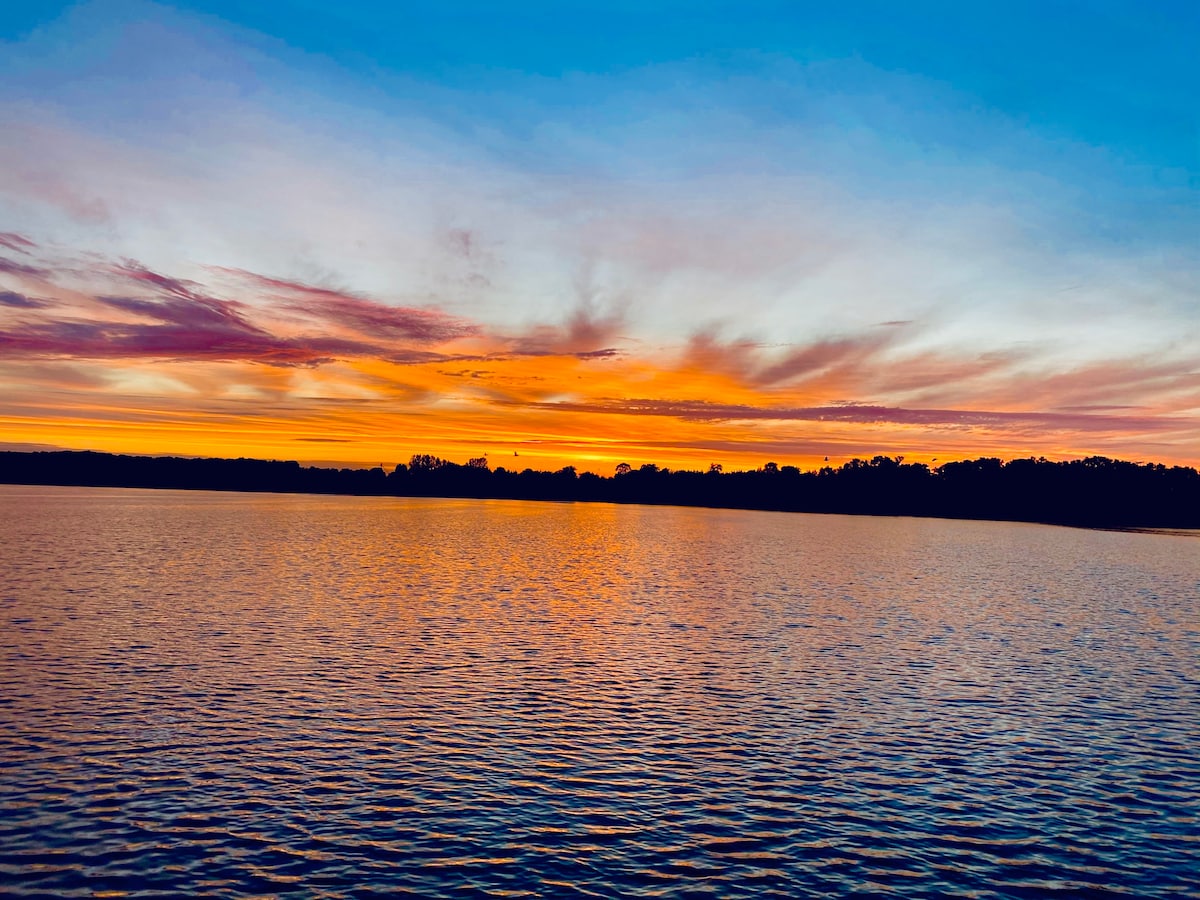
xmin=2 ymin=2 xmax=1196 ymax=472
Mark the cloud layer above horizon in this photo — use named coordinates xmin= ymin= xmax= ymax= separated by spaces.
xmin=1 ymin=0 xmax=1197 ymax=471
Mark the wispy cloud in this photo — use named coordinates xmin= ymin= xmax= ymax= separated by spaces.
xmin=1 ymin=259 xmax=381 ymax=365
xmin=754 ymin=333 xmax=899 ymax=386
xmin=509 ymin=304 xmax=626 ymax=358
xmin=513 ymin=397 xmax=1187 ymax=434
xmin=218 ymin=268 xmax=480 ymax=343
xmin=0 ymin=290 xmax=52 ymax=309
xmin=0 ymin=257 xmax=49 ymax=277
xmin=0 ymin=254 xmax=630 ymax=370
xmin=0 ymin=233 xmax=37 ymax=254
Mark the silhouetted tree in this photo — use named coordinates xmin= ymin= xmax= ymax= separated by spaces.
xmin=409 ymin=453 xmax=448 ymax=472
xmin=3 ymin=449 xmax=1198 ymax=528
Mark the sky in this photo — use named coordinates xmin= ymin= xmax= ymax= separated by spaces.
xmin=1 ymin=1 xmax=1197 ymax=473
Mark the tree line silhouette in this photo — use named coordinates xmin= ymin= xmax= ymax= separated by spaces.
xmin=2 ymin=449 xmax=1198 ymax=529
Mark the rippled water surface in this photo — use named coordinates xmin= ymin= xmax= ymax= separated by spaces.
xmin=2 ymin=485 xmax=1198 ymax=898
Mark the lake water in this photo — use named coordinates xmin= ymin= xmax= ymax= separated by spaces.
xmin=1 ymin=485 xmax=1197 ymax=898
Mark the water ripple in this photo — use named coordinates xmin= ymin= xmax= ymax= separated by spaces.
xmin=1 ymin=486 xmax=1198 ymax=897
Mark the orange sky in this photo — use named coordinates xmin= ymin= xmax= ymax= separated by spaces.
xmin=1 ymin=251 xmax=1196 ymax=474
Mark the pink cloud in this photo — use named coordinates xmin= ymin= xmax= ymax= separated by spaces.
xmin=754 ymin=333 xmax=896 ymax=385
xmin=223 ymin=266 xmax=621 ymax=360
xmin=0 ymin=257 xmax=49 ymax=278
xmin=0 ymin=261 xmax=386 ymax=366
xmin=0 ymin=317 xmax=347 ymax=366
xmin=218 ymin=268 xmax=480 ymax=343
xmin=513 ymin=396 xmax=1187 ymax=434
xmin=508 ymin=287 xmax=627 ymax=359
xmin=114 ymin=261 xmax=213 ymax=301
xmin=0 ymin=233 xmax=37 ymax=254
xmin=1007 ymin=358 xmax=1200 ymax=411
xmin=679 ymin=329 xmax=905 ymax=389
xmin=291 ymin=292 xmax=479 ymax=343
xmin=0 ymin=258 xmax=492 ymax=366
xmin=0 ymin=290 xmax=52 ymax=309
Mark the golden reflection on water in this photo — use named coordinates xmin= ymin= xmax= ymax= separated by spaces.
xmin=2 ymin=486 xmax=1198 ymax=898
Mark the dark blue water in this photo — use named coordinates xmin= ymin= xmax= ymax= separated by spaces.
xmin=1 ymin=485 xmax=1197 ymax=897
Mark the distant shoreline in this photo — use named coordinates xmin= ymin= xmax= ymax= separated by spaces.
xmin=4 ymin=449 xmax=1199 ymax=531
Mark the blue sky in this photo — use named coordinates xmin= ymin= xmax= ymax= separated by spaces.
xmin=7 ymin=1 xmax=1193 ymax=236
xmin=6 ymin=1 xmax=1196 ymax=170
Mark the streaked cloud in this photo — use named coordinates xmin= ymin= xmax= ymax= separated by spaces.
xmin=512 ymin=397 xmax=1187 ymax=435
xmin=0 ymin=257 xmax=48 ymax=278
xmin=0 ymin=290 xmax=51 ymax=309
xmin=0 ymin=233 xmax=36 ymax=254
xmin=217 ymin=268 xmax=481 ymax=344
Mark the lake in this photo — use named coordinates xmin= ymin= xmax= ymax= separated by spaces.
xmin=1 ymin=485 xmax=1197 ymax=898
